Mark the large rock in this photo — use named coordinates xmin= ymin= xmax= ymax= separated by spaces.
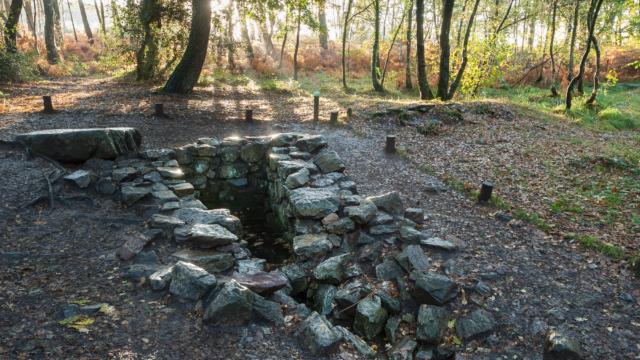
xmin=293 ymin=233 xmax=333 ymax=259
xmin=344 ymin=199 xmax=378 ymax=224
xmin=170 ymin=249 xmax=235 ymax=273
xmin=412 ymin=272 xmax=459 ymax=305
xmin=313 ymin=284 xmax=337 ymax=316
xmin=175 ymin=223 xmax=238 ymax=248
xmin=395 ymin=245 xmax=430 ymax=273
xmin=280 ymin=263 xmax=308 ymax=295
xmin=289 ymin=187 xmax=340 ymax=219
xmin=171 ymin=208 xmax=242 ymax=234
xmin=233 ymin=271 xmax=288 ymax=295
xmin=336 ymin=326 xmax=376 ymax=358
xmin=416 ymin=305 xmax=449 ymax=344
xmin=298 ymin=312 xmax=343 ymax=355
xmin=353 ymin=295 xmax=388 ymax=340
xmin=203 ymin=280 xmax=254 ymax=325
xmin=543 ymin=331 xmax=583 ymax=360
xmin=455 ymin=309 xmax=496 ymax=340
xmin=169 ymin=261 xmax=217 ymax=301
xmin=64 ymin=170 xmax=94 ymax=188
xmin=313 ymin=254 xmax=350 ymax=284
xmin=387 ymin=337 xmax=417 ymax=360
xmin=367 ymin=192 xmax=403 ymax=216
xmin=314 ymin=149 xmax=345 ymax=173
xmin=15 ymin=127 xmax=141 ymax=162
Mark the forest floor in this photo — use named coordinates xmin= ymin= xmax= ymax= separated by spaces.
xmin=0 ymin=76 xmax=639 ymax=359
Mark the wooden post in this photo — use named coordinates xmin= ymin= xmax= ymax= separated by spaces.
xmin=330 ymin=111 xmax=338 ymax=125
xmin=42 ymin=96 xmax=54 ymax=113
xmin=478 ymin=182 xmax=494 ymax=202
xmin=385 ymin=135 xmax=396 ymax=153
xmin=245 ymin=109 xmax=253 ymax=123
xmin=154 ymin=103 xmax=165 ymax=117
xmin=313 ymin=95 xmax=320 ymax=123
xmin=347 ymin=107 xmax=353 ymax=120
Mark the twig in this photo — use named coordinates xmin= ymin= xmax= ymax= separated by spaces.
xmin=43 ymin=171 xmax=54 ymax=209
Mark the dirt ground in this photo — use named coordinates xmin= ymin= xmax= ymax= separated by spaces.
xmin=1 ymin=77 xmax=639 ymax=359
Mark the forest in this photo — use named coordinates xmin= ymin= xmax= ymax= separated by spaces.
xmin=0 ymin=0 xmax=639 ymax=359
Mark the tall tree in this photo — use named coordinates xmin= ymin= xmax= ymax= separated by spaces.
xmin=405 ymin=0 xmax=413 ymax=90
xmin=67 ymin=0 xmax=78 ymax=42
xmin=236 ymin=2 xmax=254 ymax=63
xmin=371 ymin=0 xmax=384 ymax=92
xmin=52 ymin=0 xmax=62 ymax=46
xmin=23 ymin=0 xmax=35 ymax=36
xmin=448 ymin=0 xmax=480 ymax=98
xmin=164 ymin=0 xmax=212 ymax=94
xmin=317 ymin=0 xmax=327 ymax=49
xmin=135 ymin=0 xmax=161 ymax=80
xmin=416 ymin=0 xmax=434 ymax=99
xmin=78 ymin=0 xmax=94 ymax=44
xmin=3 ymin=0 xmax=23 ymax=53
xmin=341 ymin=0 xmax=353 ymax=90
xmin=293 ymin=5 xmax=302 ymax=80
xmin=567 ymin=0 xmax=580 ymax=80
xmin=43 ymin=0 xmax=61 ymax=63
xmin=437 ymin=0 xmax=455 ymax=100
xmin=225 ymin=0 xmax=235 ymax=69
xmin=549 ymin=0 xmax=558 ymax=96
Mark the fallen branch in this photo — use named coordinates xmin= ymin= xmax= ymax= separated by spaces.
xmin=512 ymin=58 xmax=549 ymax=86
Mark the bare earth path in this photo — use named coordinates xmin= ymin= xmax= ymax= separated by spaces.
xmin=1 ymin=77 xmax=639 ymax=359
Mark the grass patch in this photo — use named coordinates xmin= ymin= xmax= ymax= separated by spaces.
xmin=569 ymin=234 xmax=625 ymax=259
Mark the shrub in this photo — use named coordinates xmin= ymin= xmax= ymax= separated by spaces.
xmin=0 ymin=50 xmax=38 ymax=82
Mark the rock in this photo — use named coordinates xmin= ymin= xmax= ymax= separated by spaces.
xmin=171 ymin=208 xmax=242 ymax=234
xmin=95 ymin=177 xmax=116 ymax=195
xmin=395 ymin=245 xmax=430 ymax=273
xmin=420 ymin=237 xmax=458 ymax=251
xmin=455 ymin=309 xmax=496 ymax=340
xmin=293 ymin=233 xmax=333 ymax=259
xmin=150 ymin=213 xmax=185 ymax=230
xmin=177 ymin=223 xmax=238 ymax=248
xmin=298 ymin=312 xmax=343 ymax=355
xmin=314 ymin=149 xmax=346 ymax=173
xmin=295 ymin=135 xmax=327 ymax=153
xmin=285 ymin=168 xmax=310 ymax=189
xmin=149 ymin=265 xmax=173 ymax=290
xmin=169 ymin=261 xmax=217 ymax=301
xmin=375 ymin=258 xmax=404 ymax=280
xmin=367 ymin=192 xmax=403 ymax=216
xmin=404 ymin=208 xmax=424 ymax=224
xmin=357 ymin=232 xmax=376 ymax=245
xmin=543 ymin=331 xmax=583 ymax=360
xmin=289 ymin=187 xmax=340 ymax=219
xmin=376 ymin=289 xmax=401 ymax=314
xmin=321 ymin=213 xmax=339 ymax=225
xmin=313 ymin=284 xmax=337 ymax=315
xmin=120 ymin=185 xmax=152 ymax=205
xmin=233 ymin=271 xmax=288 ymax=295
xmin=475 ymin=281 xmax=492 ymax=295
xmin=116 ymin=231 xmax=159 ymax=261
xmin=157 ymin=166 xmax=184 ymax=179
xmin=276 ymin=159 xmax=318 ymax=178
xmin=313 ymin=254 xmax=350 ymax=284
xmin=416 ymin=305 xmax=449 ymax=344
xmin=370 ymin=211 xmax=395 ymax=225
xmin=237 ymin=258 xmax=267 ymax=275
xmin=152 ymin=190 xmax=178 ymax=203
xmin=412 ymin=272 xmax=459 ymax=305
xmin=369 ymin=224 xmax=399 ymax=235
xmin=335 ymin=280 xmax=371 ymax=316
xmin=387 ymin=337 xmax=417 ymax=360
xmin=170 ymin=182 xmax=194 ymax=196
xmin=325 ymin=217 xmax=355 ymax=234
xmin=336 ymin=326 xmax=376 ymax=358
xmin=140 ymin=148 xmax=174 ymax=160
xmin=84 ymin=157 xmax=114 ymax=171
xmin=398 ymin=226 xmax=423 ymax=243
xmin=344 ymin=199 xmax=378 ymax=224
xmin=619 ymin=292 xmax=636 ymax=303
xmin=358 ymin=241 xmax=384 ymax=262
xmin=385 ymin=316 xmax=401 ymax=344
xmin=280 ymin=263 xmax=308 ymax=295
xmin=112 ymin=167 xmax=138 ymax=182
xmin=15 ymin=127 xmax=141 ymax=162
xmin=252 ymin=294 xmax=284 ymax=324
xmin=123 ymin=263 xmax=158 ymax=281
xmin=240 ymin=142 xmax=268 ymax=163
xmin=204 ymin=280 xmax=254 ymax=325
xmin=144 ymin=171 xmax=162 ymax=183
xmin=64 ymin=170 xmax=94 ymax=188
xmin=310 ymin=172 xmax=345 ymax=187
xmin=353 ymin=295 xmax=388 ymax=340
xmin=171 ymin=249 xmax=235 ymax=273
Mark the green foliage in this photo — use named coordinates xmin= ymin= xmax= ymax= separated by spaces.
xmin=0 ymin=50 xmax=38 ymax=82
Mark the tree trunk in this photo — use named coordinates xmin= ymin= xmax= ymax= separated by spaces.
xmin=225 ymin=0 xmax=235 ymax=69
xmin=437 ymin=0 xmax=455 ymax=100
xmin=52 ymin=0 xmax=62 ymax=46
xmin=278 ymin=11 xmax=288 ymax=69
xmin=416 ymin=0 xmax=434 ymax=99
xmin=93 ymin=0 xmax=103 ymax=33
xmin=23 ymin=0 xmax=35 ymax=35
xmin=549 ymin=0 xmax=558 ymax=96
xmin=567 ymin=0 xmax=579 ymax=81
xmin=381 ymin=4 xmax=407 ymax=87
xmin=318 ymin=0 xmax=328 ymax=49
xmin=236 ymin=3 xmax=254 ymax=63
xmin=67 ymin=0 xmax=77 ymax=42
xmin=164 ymin=0 xmax=211 ymax=94
xmin=448 ymin=0 xmax=480 ymax=98
xmin=43 ymin=0 xmax=61 ymax=63
xmin=100 ymin=0 xmax=105 ymax=33
xmin=584 ymin=35 xmax=600 ymax=105
xmin=260 ymin=16 xmax=277 ymax=59
xmin=405 ymin=0 xmax=413 ymax=90
xmin=342 ymin=0 xmax=353 ymax=90
xmin=136 ymin=0 xmax=161 ymax=80
xmin=566 ymin=0 xmax=604 ymax=110
xmin=371 ymin=0 xmax=384 ymax=92
xmin=293 ymin=8 xmax=301 ymax=80
xmin=456 ymin=0 xmax=468 ymax=45
xmin=78 ymin=0 xmax=94 ymax=44
xmin=3 ymin=0 xmax=22 ymax=52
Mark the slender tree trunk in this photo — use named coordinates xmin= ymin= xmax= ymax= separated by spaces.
xmin=43 ymin=0 xmax=61 ymax=63
xmin=318 ymin=0 xmax=328 ymax=49
xmin=437 ymin=0 xmax=455 ymax=100
xmin=456 ymin=0 xmax=468 ymax=45
xmin=164 ymin=0 xmax=211 ymax=94
xmin=99 ymin=0 xmax=105 ymax=32
xmin=585 ymin=36 xmax=600 ymax=105
xmin=405 ymin=0 xmax=413 ymax=90
xmin=23 ymin=0 xmax=35 ymax=35
xmin=448 ymin=0 xmax=480 ymax=98
xmin=416 ymin=0 xmax=434 ymax=99
xmin=381 ymin=4 xmax=407 ymax=87
xmin=52 ymin=0 xmax=62 ymax=46
xmin=3 ymin=0 xmax=23 ymax=52
xmin=260 ymin=15 xmax=277 ymax=59
xmin=549 ymin=0 xmax=558 ymax=96
xmin=136 ymin=0 xmax=160 ymax=80
xmin=225 ymin=0 xmax=235 ymax=69
xmin=371 ymin=0 xmax=384 ymax=92
xmin=278 ymin=11 xmax=288 ymax=69
xmin=33 ymin=0 xmax=39 ymax=53
xmin=567 ymin=0 xmax=579 ymax=81
xmin=78 ymin=0 xmax=94 ymax=44
xmin=293 ymin=8 xmax=301 ymax=80
xmin=93 ymin=0 xmax=103 ymax=32
xmin=342 ymin=0 xmax=353 ymax=90
xmin=67 ymin=0 xmax=77 ymax=41
xmin=236 ymin=3 xmax=254 ymax=63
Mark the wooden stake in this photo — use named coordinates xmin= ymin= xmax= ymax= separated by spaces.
xmin=154 ymin=103 xmax=165 ymax=117
xmin=385 ymin=135 xmax=396 ymax=153
xmin=478 ymin=182 xmax=494 ymax=202
xmin=245 ymin=109 xmax=253 ymax=123
xmin=347 ymin=107 xmax=353 ymax=120
xmin=330 ymin=111 xmax=338 ymax=125
xmin=42 ymin=96 xmax=54 ymax=113
xmin=313 ymin=95 xmax=319 ymax=123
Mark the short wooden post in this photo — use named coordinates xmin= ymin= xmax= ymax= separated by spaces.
xmin=245 ymin=109 xmax=253 ymax=123
xmin=42 ymin=96 xmax=54 ymax=113
xmin=154 ymin=103 xmax=165 ymax=117
xmin=330 ymin=111 xmax=338 ymax=125
xmin=478 ymin=182 xmax=494 ymax=202
xmin=385 ymin=135 xmax=396 ymax=153
xmin=347 ymin=107 xmax=353 ymax=120
xmin=313 ymin=95 xmax=320 ymax=123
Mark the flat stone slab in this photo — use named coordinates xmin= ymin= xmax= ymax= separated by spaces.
xmin=15 ymin=127 xmax=141 ymax=162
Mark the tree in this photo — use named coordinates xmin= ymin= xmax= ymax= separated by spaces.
xmin=437 ymin=0 xmax=455 ymax=100
xmin=416 ymin=0 xmax=434 ymax=99
xmin=78 ymin=0 xmax=94 ymax=45
xmin=164 ymin=0 xmax=212 ymax=94
xmin=317 ymin=0 xmax=327 ymax=49
xmin=448 ymin=0 xmax=480 ymax=99
xmin=43 ymin=0 xmax=61 ymax=63
xmin=293 ymin=5 xmax=302 ymax=80
xmin=341 ymin=0 xmax=353 ymax=90
xmin=67 ymin=0 xmax=78 ymax=42
xmin=405 ymin=0 xmax=413 ymax=90
xmin=549 ymin=0 xmax=558 ymax=97
xmin=135 ymin=0 xmax=161 ymax=80
xmin=371 ymin=0 xmax=384 ymax=92
xmin=567 ymin=0 xmax=579 ymax=80
xmin=3 ymin=0 xmax=23 ymax=53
